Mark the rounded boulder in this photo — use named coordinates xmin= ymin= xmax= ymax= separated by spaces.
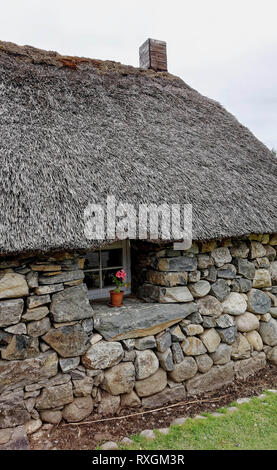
xmin=62 ymin=396 xmax=94 ymax=423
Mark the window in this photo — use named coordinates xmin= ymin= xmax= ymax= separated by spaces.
xmin=84 ymin=240 xmax=131 ymax=300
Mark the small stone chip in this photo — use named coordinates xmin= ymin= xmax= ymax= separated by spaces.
xmin=140 ymin=429 xmax=155 ymax=439
xmin=157 ymin=428 xmax=170 ymax=435
xmin=101 ymin=441 xmax=119 ymax=450
xmin=236 ymin=397 xmax=251 ymax=404
xmin=257 ymin=394 xmax=266 ymax=399
xmin=171 ymin=417 xmax=187 ymax=426
xmin=121 ymin=437 xmax=134 ymax=445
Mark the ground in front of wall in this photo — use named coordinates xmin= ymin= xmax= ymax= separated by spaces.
xmin=120 ymin=391 xmax=277 ymax=450
xmin=29 ymin=364 xmax=277 ymax=450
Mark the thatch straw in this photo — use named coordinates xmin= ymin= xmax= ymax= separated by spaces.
xmin=0 ymin=40 xmax=276 ymax=257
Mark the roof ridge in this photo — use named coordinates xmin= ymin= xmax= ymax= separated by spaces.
xmin=0 ymin=39 xmax=178 ymax=79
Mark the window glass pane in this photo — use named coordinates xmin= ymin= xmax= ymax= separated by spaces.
xmin=101 ymin=248 xmax=122 ymax=268
xmin=84 ymin=271 xmax=100 ymax=289
xmin=102 ymin=269 xmax=120 ymax=288
xmin=84 ymin=252 xmax=99 ymax=270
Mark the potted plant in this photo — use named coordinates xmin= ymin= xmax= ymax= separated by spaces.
xmin=110 ymin=269 xmax=129 ymax=307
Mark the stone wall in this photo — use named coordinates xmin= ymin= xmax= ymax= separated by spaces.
xmin=0 ymin=234 xmax=277 ymax=443
xmin=0 ymin=252 xmax=95 ymax=435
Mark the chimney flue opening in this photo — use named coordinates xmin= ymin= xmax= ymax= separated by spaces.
xmin=139 ymin=38 xmax=167 ymax=72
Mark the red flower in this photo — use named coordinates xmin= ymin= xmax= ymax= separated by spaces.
xmin=120 ymin=269 xmax=126 ymax=279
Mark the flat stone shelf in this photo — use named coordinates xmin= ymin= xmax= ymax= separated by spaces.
xmin=92 ymin=298 xmax=193 ymax=341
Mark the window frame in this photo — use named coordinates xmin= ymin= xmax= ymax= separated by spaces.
xmin=84 ymin=240 xmax=131 ymax=300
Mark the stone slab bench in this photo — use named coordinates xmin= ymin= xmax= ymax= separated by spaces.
xmin=93 ymin=299 xmax=196 ymax=341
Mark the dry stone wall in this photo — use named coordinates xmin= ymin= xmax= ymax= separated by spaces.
xmin=0 ymin=234 xmax=277 ymax=438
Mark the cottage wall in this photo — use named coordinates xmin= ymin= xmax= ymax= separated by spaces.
xmin=0 ymin=234 xmax=277 ymax=445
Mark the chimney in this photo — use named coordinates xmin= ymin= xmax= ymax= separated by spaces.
xmin=139 ymin=38 xmax=167 ymax=72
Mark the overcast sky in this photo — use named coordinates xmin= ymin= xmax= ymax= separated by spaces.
xmin=1 ymin=0 xmax=276 ymax=150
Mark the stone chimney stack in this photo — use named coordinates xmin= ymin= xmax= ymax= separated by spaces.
xmin=139 ymin=38 xmax=167 ymax=72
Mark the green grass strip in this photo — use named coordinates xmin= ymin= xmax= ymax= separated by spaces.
xmin=119 ymin=391 xmax=277 ymax=450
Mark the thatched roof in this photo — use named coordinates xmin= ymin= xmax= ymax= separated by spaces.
xmin=0 ymin=40 xmax=276 ymax=256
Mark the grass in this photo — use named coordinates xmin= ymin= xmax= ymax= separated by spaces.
xmin=119 ymin=391 xmax=277 ymax=450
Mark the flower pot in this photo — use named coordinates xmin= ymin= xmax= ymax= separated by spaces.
xmin=110 ymin=290 xmax=124 ymax=307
